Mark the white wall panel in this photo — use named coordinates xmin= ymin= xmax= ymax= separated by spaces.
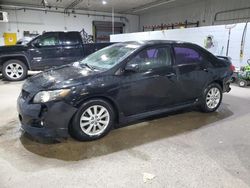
xmin=111 ymin=23 xmax=250 ymax=68
xmin=0 ymin=9 xmax=139 ymax=45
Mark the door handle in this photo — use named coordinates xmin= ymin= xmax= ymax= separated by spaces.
xmin=203 ymin=68 xmax=209 ymax=72
xmin=165 ymin=73 xmax=176 ymax=78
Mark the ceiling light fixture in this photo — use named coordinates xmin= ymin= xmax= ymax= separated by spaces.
xmin=133 ymin=0 xmax=176 ymax=13
xmin=102 ymin=1 xmax=107 ymax=5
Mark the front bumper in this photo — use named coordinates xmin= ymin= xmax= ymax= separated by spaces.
xmin=17 ymin=96 xmax=78 ymax=138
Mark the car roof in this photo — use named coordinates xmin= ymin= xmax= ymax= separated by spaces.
xmin=122 ymin=40 xmax=195 ymax=46
xmin=43 ymin=31 xmax=79 ymax=34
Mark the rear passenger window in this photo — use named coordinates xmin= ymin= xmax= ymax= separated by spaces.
xmin=174 ymin=47 xmax=203 ymax=65
xmin=62 ymin=33 xmax=80 ymax=45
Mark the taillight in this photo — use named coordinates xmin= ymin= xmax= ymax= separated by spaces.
xmin=229 ymin=64 xmax=235 ymax=72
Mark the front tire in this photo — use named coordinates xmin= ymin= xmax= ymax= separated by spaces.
xmin=70 ymin=99 xmax=115 ymax=141
xmin=200 ymin=83 xmax=222 ymax=113
xmin=2 ymin=59 xmax=28 ymax=81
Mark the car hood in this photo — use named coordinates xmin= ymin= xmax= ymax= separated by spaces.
xmin=23 ymin=64 xmax=101 ymax=92
xmin=0 ymin=45 xmax=28 ymax=53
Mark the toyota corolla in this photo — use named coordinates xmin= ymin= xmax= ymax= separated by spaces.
xmin=17 ymin=41 xmax=233 ymax=141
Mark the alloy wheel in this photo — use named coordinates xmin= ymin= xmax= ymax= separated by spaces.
xmin=5 ymin=63 xmax=24 ymax=79
xmin=80 ymin=105 xmax=110 ymax=136
xmin=206 ymin=87 xmax=221 ymax=109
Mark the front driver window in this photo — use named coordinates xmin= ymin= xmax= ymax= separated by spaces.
xmin=127 ymin=46 xmax=172 ymax=72
xmin=38 ymin=34 xmax=59 ymax=46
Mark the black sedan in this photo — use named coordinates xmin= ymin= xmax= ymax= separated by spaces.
xmin=17 ymin=41 xmax=233 ymax=141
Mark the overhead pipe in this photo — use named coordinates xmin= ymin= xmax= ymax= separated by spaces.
xmin=64 ymin=0 xmax=84 ymax=13
xmin=0 ymin=4 xmax=129 ymax=22
xmin=133 ymin=0 xmax=175 ymax=13
xmin=120 ymin=0 xmax=175 ymax=14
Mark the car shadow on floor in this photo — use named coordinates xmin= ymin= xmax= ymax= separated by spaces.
xmin=19 ymin=104 xmax=234 ymax=161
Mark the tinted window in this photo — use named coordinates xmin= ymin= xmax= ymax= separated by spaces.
xmin=174 ymin=47 xmax=203 ymax=65
xmin=62 ymin=32 xmax=80 ymax=45
xmin=38 ymin=33 xmax=59 ymax=46
xmin=127 ymin=47 xmax=172 ymax=72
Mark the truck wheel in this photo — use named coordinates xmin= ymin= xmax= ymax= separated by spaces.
xmin=2 ymin=60 xmax=28 ymax=81
xmin=238 ymin=79 xmax=247 ymax=87
xmin=70 ymin=99 xmax=115 ymax=141
xmin=200 ymin=83 xmax=222 ymax=113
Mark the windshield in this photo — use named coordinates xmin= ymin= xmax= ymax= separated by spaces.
xmin=80 ymin=42 xmax=142 ymax=70
xmin=27 ymin=35 xmax=40 ymax=46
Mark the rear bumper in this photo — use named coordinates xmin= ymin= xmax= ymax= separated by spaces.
xmin=17 ymin=96 xmax=78 ymax=139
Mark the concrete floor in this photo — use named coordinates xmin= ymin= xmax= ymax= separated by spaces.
xmin=0 ymin=78 xmax=250 ymax=188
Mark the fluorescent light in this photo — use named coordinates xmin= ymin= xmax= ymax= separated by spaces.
xmin=133 ymin=0 xmax=176 ymax=13
xmin=102 ymin=1 xmax=107 ymax=5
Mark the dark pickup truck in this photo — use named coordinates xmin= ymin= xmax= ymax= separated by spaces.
xmin=0 ymin=31 xmax=112 ymax=81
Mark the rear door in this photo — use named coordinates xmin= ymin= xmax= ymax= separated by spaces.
xmin=29 ymin=32 xmax=63 ymax=70
xmin=173 ymin=44 xmax=213 ymax=102
xmin=59 ymin=32 xmax=84 ymax=64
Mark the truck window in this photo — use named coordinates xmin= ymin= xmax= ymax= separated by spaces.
xmin=38 ymin=33 xmax=59 ymax=46
xmin=61 ymin=32 xmax=80 ymax=45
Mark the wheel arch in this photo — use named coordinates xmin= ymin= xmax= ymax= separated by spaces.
xmin=0 ymin=55 xmax=30 ymax=70
xmin=212 ymin=80 xmax=223 ymax=90
xmin=68 ymin=95 xmax=120 ymax=137
xmin=200 ymin=80 xmax=223 ymax=113
xmin=200 ymin=80 xmax=223 ymax=101
xmin=72 ymin=96 xmax=120 ymax=127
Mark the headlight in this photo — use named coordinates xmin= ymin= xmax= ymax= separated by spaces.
xmin=33 ymin=89 xmax=71 ymax=103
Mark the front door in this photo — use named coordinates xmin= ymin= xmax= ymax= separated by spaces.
xmin=117 ymin=45 xmax=179 ymax=117
xmin=29 ymin=32 xmax=63 ymax=70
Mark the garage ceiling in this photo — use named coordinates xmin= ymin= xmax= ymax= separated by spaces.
xmin=0 ymin=0 xmax=200 ymax=14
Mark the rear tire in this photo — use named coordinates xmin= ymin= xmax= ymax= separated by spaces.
xmin=200 ymin=83 xmax=222 ymax=113
xmin=70 ymin=99 xmax=115 ymax=141
xmin=2 ymin=59 xmax=28 ymax=81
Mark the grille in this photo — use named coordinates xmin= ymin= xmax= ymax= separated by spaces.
xmin=21 ymin=89 xmax=30 ymax=99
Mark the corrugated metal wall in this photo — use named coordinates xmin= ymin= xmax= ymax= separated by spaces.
xmin=140 ymin=0 xmax=250 ymax=30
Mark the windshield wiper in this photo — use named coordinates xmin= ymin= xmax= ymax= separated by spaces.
xmin=82 ymin=63 xmax=95 ymax=70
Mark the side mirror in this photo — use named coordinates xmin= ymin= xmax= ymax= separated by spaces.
xmin=32 ymin=41 xmax=41 ymax=48
xmin=125 ymin=64 xmax=139 ymax=73
xmin=247 ymin=59 xmax=250 ymax=65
